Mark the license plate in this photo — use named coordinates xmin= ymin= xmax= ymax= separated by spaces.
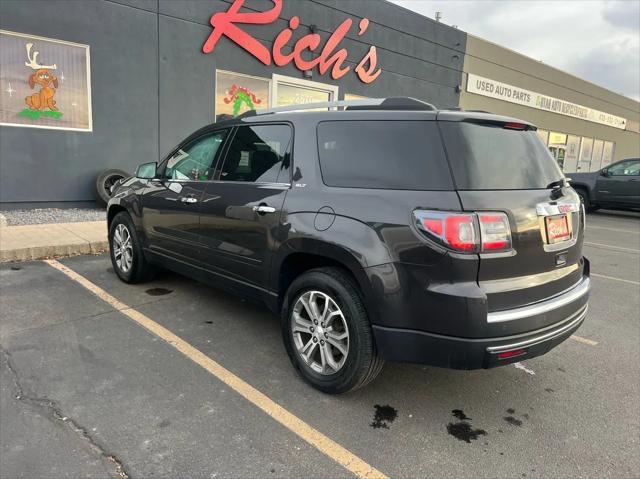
xmin=545 ymin=214 xmax=571 ymax=244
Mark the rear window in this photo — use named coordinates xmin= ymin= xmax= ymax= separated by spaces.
xmin=317 ymin=120 xmax=453 ymax=190
xmin=439 ymin=122 xmax=563 ymax=190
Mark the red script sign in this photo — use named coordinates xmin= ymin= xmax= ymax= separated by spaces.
xmin=202 ymin=0 xmax=382 ymax=83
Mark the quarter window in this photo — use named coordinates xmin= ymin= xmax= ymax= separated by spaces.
xmin=317 ymin=120 xmax=452 ymax=190
xmin=219 ymin=125 xmax=292 ymax=183
xmin=165 ymin=130 xmax=228 ymax=181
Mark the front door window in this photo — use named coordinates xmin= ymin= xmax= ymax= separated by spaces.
xmin=165 ymin=130 xmax=228 ymax=181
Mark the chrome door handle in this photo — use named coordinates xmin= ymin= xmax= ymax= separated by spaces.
xmin=180 ymin=196 xmax=198 ymax=204
xmin=253 ymin=205 xmax=276 ymax=214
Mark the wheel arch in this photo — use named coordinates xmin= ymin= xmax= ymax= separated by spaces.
xmin=273 ymin=240 xmax=379 ymax=324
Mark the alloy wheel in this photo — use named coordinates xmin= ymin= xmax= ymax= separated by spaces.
xmin=291 ymin=290 xmax=350 ymax=375
xmin=112 ymin=223 xmax=134 ymax=273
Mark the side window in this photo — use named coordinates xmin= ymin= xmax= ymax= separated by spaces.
xmin=165 ymin=130 xmax=228 ymax=180
xmin=608 ymin=160 xmax=640 ymax=176
xmin=220 ymin=125 xmax=292 ymax=183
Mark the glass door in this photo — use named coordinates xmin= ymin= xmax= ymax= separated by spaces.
xmin=272 ymin=74 xmax=338 ymax=110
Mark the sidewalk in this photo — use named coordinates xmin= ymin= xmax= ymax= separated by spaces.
xmin=0 ymin=218 xmax=108 ymax=262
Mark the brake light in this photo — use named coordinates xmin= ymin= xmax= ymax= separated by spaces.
xmin=504 ymin=122 xmax=527 ymax=130
xmin=414 ymin=210 xmax=512 ymax=253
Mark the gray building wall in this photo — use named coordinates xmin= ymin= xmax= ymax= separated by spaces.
xmin=0 ymin=0 xmax=466 ymax=204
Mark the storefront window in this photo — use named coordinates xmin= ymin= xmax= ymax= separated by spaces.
xmin=548 ymin=131 xmax=567 ymax=170
xmin=272 ymin=74 xmax=338 ymax=110
xmin=345 ymin=93 xmax=369 ymax=101
xmin=601 ymin=141 xmax=615 ymax=168
xmin=578 ymin=137 xmax=594 ymax=172
xmin=215 ymin=71 xmax=271 ymax=120
xmin=536 ymin=129 xmax=549 ymax=145
xmin=590 ymin=140 xmax=604 ymax=172
xmin=563 ymin=135 xmax=581 ymax=173
xmin=276 ymin=83 xmax=331 ymax=107
xmin=548 ymin=132 xmax=567 ymax=145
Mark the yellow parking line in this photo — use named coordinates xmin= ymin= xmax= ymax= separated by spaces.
xmin=44 ymin=259 xmax=387 ymax=479
xmin=591 ymin=272 xmax=640 ymax=286
xmin=570 ymin=335 xmax=599 ymax=346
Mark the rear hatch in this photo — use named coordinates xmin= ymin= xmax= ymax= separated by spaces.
xmin=438 ymin=114 xmax=586 ymax=313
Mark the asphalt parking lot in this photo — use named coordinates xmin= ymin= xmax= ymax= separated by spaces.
xmin=1 ymin=210 xmax=638 ymax=479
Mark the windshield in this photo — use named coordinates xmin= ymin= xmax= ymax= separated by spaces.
xmin=439 ymin=122 xmax=563 ymax=190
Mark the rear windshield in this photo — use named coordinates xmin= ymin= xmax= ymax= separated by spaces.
xmin=439 ymin=122 xmax=563 ymax=190
xmin=317 ymin=120 xmax=453 ymax=190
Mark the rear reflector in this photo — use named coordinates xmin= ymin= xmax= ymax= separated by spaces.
xmin=498 ymin=349 xmax=526 ymax=359
xmin=414 ymin=210 xmax=512 ymax=253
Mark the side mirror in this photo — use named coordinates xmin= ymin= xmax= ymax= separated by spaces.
xmin=136 ymin=162 xmax=157 ymax=179
xmin=600 ymin=168 xmax=609 ymax=177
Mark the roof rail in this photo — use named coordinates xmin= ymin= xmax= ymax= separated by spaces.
xmin=237 ymin=97 xmax=436 ymax=118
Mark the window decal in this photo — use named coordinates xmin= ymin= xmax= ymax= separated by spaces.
xmin=0 ymin=30 xmax=92 ymax=132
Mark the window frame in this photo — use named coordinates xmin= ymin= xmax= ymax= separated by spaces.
xmin=212 ymin=122 xmax=295 ymax=186
xmin=159 ymin=127 xmax=232 ymax=183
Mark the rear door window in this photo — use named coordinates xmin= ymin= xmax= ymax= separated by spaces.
xmin=316 ymin=120 xmax=453 ymax=190
xmin=439 ymin=122 xmax=563 ymax=190
xmin=219 ymin=124 xmax=292 ymax=184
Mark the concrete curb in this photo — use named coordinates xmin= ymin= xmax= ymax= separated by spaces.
xmin=0 ymin=221 xmax=108 ymax=263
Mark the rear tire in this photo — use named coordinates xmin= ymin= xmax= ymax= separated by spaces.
xmin=109 ymin=211 xmax=154 ymax=283
xmin=282 ymin=267 xmax=384 ymax=394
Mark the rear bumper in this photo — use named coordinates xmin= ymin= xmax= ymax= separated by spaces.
xmin=372 ymin=276 xmax=590 ymax=369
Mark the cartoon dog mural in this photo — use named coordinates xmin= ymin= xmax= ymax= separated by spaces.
xmin=24 ymin=43 xmax=59 ymax=112
xmin=26 ymin=68 xmax=59 ymax=111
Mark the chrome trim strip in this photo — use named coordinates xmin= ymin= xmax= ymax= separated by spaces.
xmin=487 ymin=276 xmax=590 ymax=323
xmin=536 ymin=200 xmax=580 ymax=216
xmin=487 ymin=305 xmax=588 ymax=352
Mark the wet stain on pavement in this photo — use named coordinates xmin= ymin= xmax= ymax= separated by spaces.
xmin=370 ymin=404 xmax=397 ymax=429
xmin=504 ymin=416 xmax=523 ymax=427
xmin=158 ymin=419 xmax=171 ymax=428
xmin=106 ymin=267 xmax=114 ymax=273
xmin=447 ymin=410 xmax=486 ymax=443
xmin=146 ymin=287 xmax=173 ymax=296
xmin=447 ymin=422 xmax=487 ymax=443
xmin=452 ymin=409 xmax=471 ymax=421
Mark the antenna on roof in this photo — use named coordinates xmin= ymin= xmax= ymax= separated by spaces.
xmin=435 ymin=11 xmax=442 ymax=22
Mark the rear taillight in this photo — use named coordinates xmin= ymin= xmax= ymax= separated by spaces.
xmin=414 ymin=210 xmax=512 ymax=253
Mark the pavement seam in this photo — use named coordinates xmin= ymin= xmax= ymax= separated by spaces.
xmin=0 ymin=347 xmax=129 ymax=479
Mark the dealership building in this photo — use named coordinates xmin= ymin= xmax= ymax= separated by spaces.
xmin=1 ymin=0 xmax=638 ymax=206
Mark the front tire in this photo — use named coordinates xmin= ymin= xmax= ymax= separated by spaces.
xmin=282 ymin=267 xmax=384 ymax=394
xmin=576 ymin=188 xmax=598 ymax=212
xmin=109 ymin=211 xmax=154 ymax=283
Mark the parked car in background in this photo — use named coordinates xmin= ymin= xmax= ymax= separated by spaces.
xmin=107 ymin=98 xmax=590 ymax=394
xmin=570 ymin=158 xmax=640 ymax=212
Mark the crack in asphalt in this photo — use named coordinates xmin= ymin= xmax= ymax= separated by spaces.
xmin=1 ymin=347 xmax=130 ymax=479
